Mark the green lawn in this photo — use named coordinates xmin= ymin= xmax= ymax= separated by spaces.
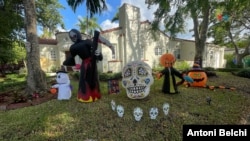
xmin=0 ymin=72 xmax=249 ymax=141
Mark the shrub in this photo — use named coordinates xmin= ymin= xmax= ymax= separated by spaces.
xmin=174 ymin=60 xmax=190 ymax=71
xmin=234 ymin=68 xmax=250 ymax=79
xmin=224 ymin=54 xmax=243 ymax=68
xmin=50 ymin=65 xmax=57 ymax=73
xmin=99 ymin=72 xmax=122 ymax=81
xmin=203 ymin=67 xmax=215 ymax=71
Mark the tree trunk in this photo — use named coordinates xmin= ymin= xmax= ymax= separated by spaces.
xmin=192 ymin=0 xmax=210 ymax=68
xmin=234 ymin=45 xmax=250 ymax=67
xmin=23 ymin=0 xmax=47 ymax=96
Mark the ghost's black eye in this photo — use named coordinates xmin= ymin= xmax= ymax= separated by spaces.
xmin=57 ymin=75 xmax=60 ymax=79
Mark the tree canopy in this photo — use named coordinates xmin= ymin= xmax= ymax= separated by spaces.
xmin=66 ymin=0 xmax=107 ymax=17
xmin=76 ymin=16 xmax=102 ymax=35
xmin=147 ymin=0 xmax=250 ymax=67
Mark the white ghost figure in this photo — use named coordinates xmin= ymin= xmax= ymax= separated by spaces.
xmin=133 ymin=107 xmax=143 ymax=121
xmin=116 ymin=105 xmax=124 ymax=117
xmin=149 ymin=107 xmax=159 ymax=120
xmin=111 ymin=100 xmax=116 ymax=111
xmin=52 ymin=71 xmax=72 ymax=100
xmin=122 ymin=60 xmax=154 ymax=99
xmin=163 ymin=103 xmax=170 ymax=116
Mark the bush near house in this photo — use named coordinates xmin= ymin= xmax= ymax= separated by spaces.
xmin=224 ymin=54 xmax=243 ymax=68
xmin=232 ymin=68 xmax=250 ymax=79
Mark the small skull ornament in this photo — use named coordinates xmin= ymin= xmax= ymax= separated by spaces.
xmin=111 ymin=100 xmax=116 ymax=111
xmin=163 ymin=103 xmax=170 ymax=116
xmin=122 ymin=60 xmax=154 ymax=99
xmin=116 ymin=105 xmax=124 ymax=117
xmin=133 ymin=107 xmax=143 ymax=121
xmin=149 ymin=107 xmax=159 ymax=120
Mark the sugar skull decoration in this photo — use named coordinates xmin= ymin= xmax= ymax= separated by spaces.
xmin=122 ymin=60 xmax=154 ymax=99
xmin=116 ymin=105 xmax=124 ymax=118
xmin=133 ymin=107 xmax=143 ymax=121
xmin=156 ymin=53 xmax=185 ymax=94
xmin=163 ymin=103 xmax=170 ymax=116
xmin=51 ymin=71 xmax=72 ymax=100
xmin=149 ymin=107 xmax=159 ymax=120
xmin=111 ymin=100 xmax=116 ymax=111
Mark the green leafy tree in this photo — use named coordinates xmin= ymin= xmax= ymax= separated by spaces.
xmin=66 ymin=0 xmax=107 ymax=17
xmin=147 ymin=0 xmax=212 ymax=67
xmin=20 ymin=0 xmax=108 ymax=96
xmin=111 ymin=12 xmax=119 ymax=23
xmin=0 ymin=42 xmax=25 ymax=76
xmin=36 ymin=0 xmax=65 ymax=38
xmin=209 ymin=0 xmax=250 ymax=67
xmin=67 ymin=0 xmax=107 ymax=37
xmin=0 ymin=0 xmax=65 ymax=96
xmin=0 ymin=0 xmax=24 ymax=45
xmin=23 ymin=0 xmax=48 ymax=96
xmin=76 ymin=17 xmax=102 ymax=35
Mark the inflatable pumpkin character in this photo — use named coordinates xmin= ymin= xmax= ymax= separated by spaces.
xmin=156 ymin=53 xmax=185 ymax=94
xmin=185 ymin=62 xmax=208 ymax=87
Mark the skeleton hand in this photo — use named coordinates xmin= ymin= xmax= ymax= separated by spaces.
xmin=95 ymin=50 xmax=101 ymax=56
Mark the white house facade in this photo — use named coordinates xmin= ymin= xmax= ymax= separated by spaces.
xmin=38 ymin=3 xmax=225 ymax=73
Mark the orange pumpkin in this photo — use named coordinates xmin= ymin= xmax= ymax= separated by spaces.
xmin=187 ymin=70 xmax=207 ymax=87
xmin=50 ymin=88 xmax=57 ymax=94
xmin=160 ymin=53 xmax=175 ymax=68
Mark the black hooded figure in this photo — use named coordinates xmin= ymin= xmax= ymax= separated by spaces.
xmin=63 ymin=29 xmax=103 ymax=102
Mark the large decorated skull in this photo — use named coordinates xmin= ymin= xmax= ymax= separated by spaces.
xmin=122 ymin=60 xmax=154 ymax=99
xmin=133 ymin=107 xmax=143 ymax=121
xmin=149 ymin=107 xmax=159 ymax=120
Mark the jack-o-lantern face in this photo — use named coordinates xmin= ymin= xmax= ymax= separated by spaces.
xmin=188 ymin=70 xmax=207 ymax=87
xmin=160 ymin=53 xmax=175 ymax=68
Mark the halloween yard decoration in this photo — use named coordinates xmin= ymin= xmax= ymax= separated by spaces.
xmin=110 ymin=100 xmax=171 ymax=121
xmin=108 ymin=79 xmax=120 ymax=94
xmin=116 ymin=105 xmax=124 ymax=118
xmin=149 ymin=107 xmax=159 ymax=120
xmin=134 ymin=107 xmax=143 ymax=121
xmin=63 ymin=29 xmax=114 ymax=102
xmin=163 ymin=103 xmax=170 ymax=116
xmin=156 ymin=53 xmax=185 ymax=94
xmin=184 ymin=63 xmax=236 ymax=90
xmin=122 ymin=60 xmax=154 ymax=99
xmin=184 ymin=63 xmax=208 ymax=87
xmin=51 ymin=71 xmax=72 ymax=100
xmin=50 ymin=88 xmax=57 ymax=95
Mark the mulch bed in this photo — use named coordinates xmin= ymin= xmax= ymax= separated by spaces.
xmin=0 ymin=91 xmax=57 ymax=111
